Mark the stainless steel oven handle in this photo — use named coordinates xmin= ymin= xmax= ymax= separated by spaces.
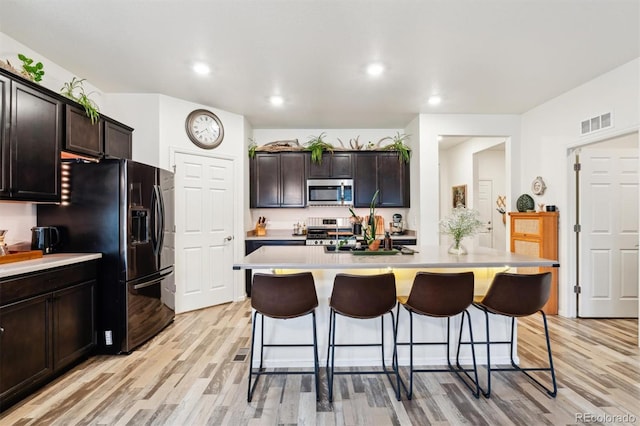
xmin=340 ymin=182 xmax=344 ymax=201
xmin=133 ymin=277 xmax=164 ymax=290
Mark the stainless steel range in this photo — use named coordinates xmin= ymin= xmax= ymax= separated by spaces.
xmin=305 ymin=217 xmax=353 ymax=246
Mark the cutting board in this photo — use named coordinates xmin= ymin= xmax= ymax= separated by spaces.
xmin=0 ymin=250 xmax=44 ymax=265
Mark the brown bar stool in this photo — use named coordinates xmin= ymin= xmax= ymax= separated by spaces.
xmin=396 ymin=271 xmax=480 ymax=399
xmin=247 ymin=272 xmax=320 ymax=402
xmin=469 ymin=272 xmax=557 ymax=398
xmin=326 ymin=272 xmax=401 ymax=402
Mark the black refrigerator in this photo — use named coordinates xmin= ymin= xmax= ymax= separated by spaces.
xmin=37 ymin=159 xmax=175 ymax=354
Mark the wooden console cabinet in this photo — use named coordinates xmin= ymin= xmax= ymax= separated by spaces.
xmin=509 ymin=212 xmax=559 ymax=314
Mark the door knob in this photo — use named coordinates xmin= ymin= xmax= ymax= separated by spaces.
xmin=225 ymin=236 xmax=234 ymax=241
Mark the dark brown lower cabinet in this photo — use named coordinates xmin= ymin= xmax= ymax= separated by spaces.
xmin=0 ymin=261 xmax=97 ymax=411
xmin=0 ymin=293 xmax=52 ymax=408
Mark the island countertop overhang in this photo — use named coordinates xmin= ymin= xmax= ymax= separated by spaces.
xmin=233 ymin=245 xmax=559 ymax=270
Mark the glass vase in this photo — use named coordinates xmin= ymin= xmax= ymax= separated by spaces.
xmin=448 ymin=240 xmax=467 ymax=255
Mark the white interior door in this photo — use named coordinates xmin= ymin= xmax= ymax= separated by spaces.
xmin=579 ymin=148 xmax=639 ymax=317
xmin=477 ymin=180 xmax=493 ymax=248
xmin=174 ymin=152 xmax=235 ymax=313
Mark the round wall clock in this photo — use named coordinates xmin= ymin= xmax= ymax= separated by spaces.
xmin=531 ymin=176 xmax=547 ymax=195
xmin=185 ymin=109 xmax=224 ymax=149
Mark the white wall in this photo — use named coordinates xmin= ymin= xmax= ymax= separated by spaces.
xmin=520 ymin=58 xmax=640 ymax=318
xmin=438 ymin=137 xmax=506 ymax=249
xmin=416 ymin=114 xmax=521 ymax=246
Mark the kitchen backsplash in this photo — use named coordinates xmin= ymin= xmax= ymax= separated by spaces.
xmin=0 ymin=203 xmax=37 ymax=244
xmin=250 ymin=207 xmax=413 ymax=231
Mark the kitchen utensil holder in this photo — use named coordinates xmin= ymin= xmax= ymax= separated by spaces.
xmin=255 ymin=224 xmax=266 ymax=236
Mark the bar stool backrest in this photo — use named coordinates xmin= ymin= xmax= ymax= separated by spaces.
xmin=330 ymin=273 xmax=396 ymax=319
xmin=406 ymin=271 xmax=475 ymax=317
xmin=481 ymin=272 xmax=552 ymax=317
xmin=252 ymin=272 xmax=319 ymax=319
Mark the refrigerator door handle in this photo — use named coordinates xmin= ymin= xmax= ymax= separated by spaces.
xmin=156 ymin=185 xmax=166 ymax=253
xmin=151 ymin=185 xmax=164 ymax=256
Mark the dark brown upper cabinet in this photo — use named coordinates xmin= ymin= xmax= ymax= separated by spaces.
xmin=305 ymin=152 xmax=353 ymax=178
xmin=64 ymin=106 xmax=132 ymax=160
xmin=104 ymin=119 xmax=132 ymax=159
xmin=250 ymin=152 xmax=306 ymax=208
xmin=0 ymin=79 xmax=62 ymax=202
xmin=65 ymin=105 xmax=103 ymax=157
xmin=353 ymin=152 xmax=410 ymax=208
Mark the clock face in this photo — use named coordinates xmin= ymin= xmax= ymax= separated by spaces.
xmin=185 ymin=109 xmax=224 ymax=149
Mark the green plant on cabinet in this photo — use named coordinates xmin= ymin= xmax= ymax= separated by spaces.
xmin=60 ymin=77 xmax=100 ymax=124
xmin=305 ymin=132 xmax=334 ymax=164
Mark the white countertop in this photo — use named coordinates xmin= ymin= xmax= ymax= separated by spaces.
xmin=245 ymin=229 xmax=307 ymax=241
xmin=0 ymin=253 xmax=102 ymax=279
xmin=233 ymin=245 xmax=559 ymax=270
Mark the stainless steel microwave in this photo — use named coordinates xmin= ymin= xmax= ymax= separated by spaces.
xmin=307 ymin=179 xmax=354 ymax=206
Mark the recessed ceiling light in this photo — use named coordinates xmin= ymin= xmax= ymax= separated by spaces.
xmin=269 ymin=95 xmax=284 ymax=106
xmin=192 ymin=62 xmax=210 ymax=75
xmin=366 ymin=63 xmax=385 ymax=77
xmin=428 ymin=95 xmax=442 ymax=106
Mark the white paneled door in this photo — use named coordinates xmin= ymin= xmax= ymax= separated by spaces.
xmin=579 ymin=148 xmax=639 ymax=317
xmin=174 ymin=152 xmax=235 ymax=313
xmin=477 ymin=179 xmax=493 ymax=248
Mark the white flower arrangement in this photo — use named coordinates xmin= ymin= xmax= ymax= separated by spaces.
xmin=440 ymin=207 xmax=484 ymax=250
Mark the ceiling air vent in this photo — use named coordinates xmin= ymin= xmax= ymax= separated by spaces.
xmin=581 ymin=112 xmax=613 ymax=135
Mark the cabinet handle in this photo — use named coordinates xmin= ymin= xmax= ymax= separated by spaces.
xmin=0 ymin=327 xmax=4 ymax=334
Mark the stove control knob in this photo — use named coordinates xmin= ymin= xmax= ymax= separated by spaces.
xmin=329 ymin=240 xmax=334 ymax=245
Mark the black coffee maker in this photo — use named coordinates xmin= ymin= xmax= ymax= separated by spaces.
xmin=31 ymin=226 xmax=61 ymax=254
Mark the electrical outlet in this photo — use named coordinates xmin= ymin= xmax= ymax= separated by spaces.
xmin=105 ymin=330 xmax=113 ymax=346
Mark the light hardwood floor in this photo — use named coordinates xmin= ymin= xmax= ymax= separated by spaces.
xmin=1 ymin=300 xmax=638 ymax=425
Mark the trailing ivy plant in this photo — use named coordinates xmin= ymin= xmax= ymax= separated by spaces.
xmin=60 ymin=77 xmax=100 ymax=124
xmin=17 ymin=53 xmax=45 ymax=82
xmin=382 ymin=132 xmax=411 ymax=163
xmin=305 ymin=132 xmax=333 ymax=164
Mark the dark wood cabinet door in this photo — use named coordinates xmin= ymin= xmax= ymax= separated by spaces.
xmin=306 ymin=152 xmax=352 ymax=178
xmin=52 ymin=281 xmax=96 ymax=371
xmin=65 ymin=105 xmax=103 ymax=157
xmin=104 ymin=120 xmax=132 ymax=159
xmin=306 ymin=152 xmax=332 ymax=178
xmin=377 ymin=153 xmax=409 ymax=207
xmin=8 ymin=82 xmax=61 ymax=201
xmin=0 ymin=74 xmax=8 ymax=195
xmin=250 ymin=153 xmax=280 ymax=207
xmin=0 ymin=294 xmax=53 ymax=404
xmin=354 ymin=152 xmax=378 ymax=207
xmin=280 ymin=153 xmax=305 ymax=207
xmin=331 ymin=153 xmax=353 ymax=178
xmin=353 ymin=152 xmax=409 ymax=208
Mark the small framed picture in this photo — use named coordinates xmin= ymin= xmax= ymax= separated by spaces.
xmin=452 ymin=185 xmax=467 ymax=208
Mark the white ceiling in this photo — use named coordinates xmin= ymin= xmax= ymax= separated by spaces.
xmin=1 ymin=0 xmax=638 ymax=129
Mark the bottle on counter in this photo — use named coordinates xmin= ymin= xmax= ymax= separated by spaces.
xmin=384 ymin=231 xmax=392 ymax=251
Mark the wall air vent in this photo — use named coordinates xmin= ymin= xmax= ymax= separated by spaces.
xmin=580 ymin=112 xmax=613 ymax=135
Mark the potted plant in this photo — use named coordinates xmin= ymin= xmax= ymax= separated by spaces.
xmin=440 ymin=206 xmax=483 ymax=255
xmin=305 ymin=132 xmax=333 ymax=164
xmin=60 ymin=77 xmax=100 ymax=124
xmin=362 ymin=189 xmax=380 ymax=250
xmin=17 ymin=53 xmax=45 ymax=82
xmin=381 ymin=132 xmax=411 ymax=163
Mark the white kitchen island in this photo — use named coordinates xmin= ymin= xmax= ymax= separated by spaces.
xmin=234 ymin=245 xmax=559 ymax=368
